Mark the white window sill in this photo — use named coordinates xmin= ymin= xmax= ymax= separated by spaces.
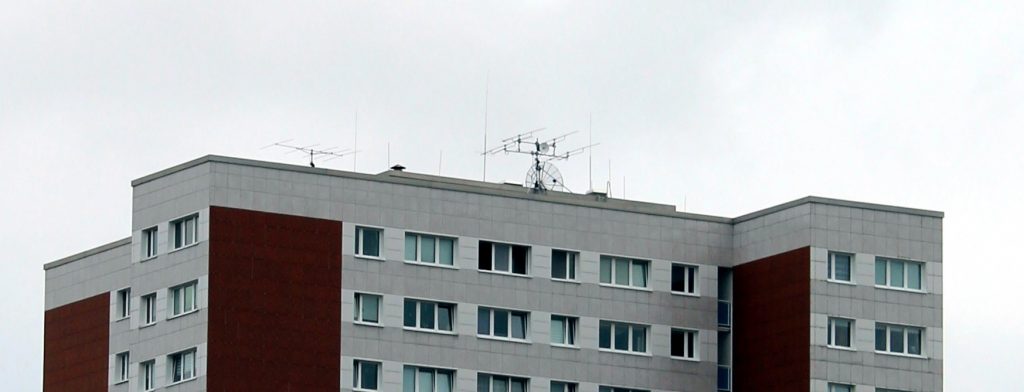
xmin=166 ymin=376 xmax=197 ymax=388
xmin=670 ymin=291 xmax=700 ymax=298
xmin=478 ymin=269 xmax=532 ymax=279
xmin=114 ymin=316 xmax=130 ymax=322
xmin=827 ymin=345 xmax=857 ymax=352
xmin=550 ymin=278 xmax=581 ymax=284
xmin=355 ymin=254 xmax=386 ymax=262
xmin=114 ymin=379 xmax=128 ymax=385
xmin=167 ymin=308 xmax=199 ymax=321
xmin=354 ymin=388 xmax=380 ymax=392
xmin=875 ymin=350 xmax=927 ymax=359
xmin=402 ymin=326 xmax=457 ymax=336
xmin=140 ymin=322 xmax=157 ymax=329
xmin=670 ymin=356 xmax=700 ymax=362
xmin=598 ymin=283 xmax=652 ymax=292
xmin=826 ymin=279 xmax=857 ymax=286
xmin=598 ymin=348 xmax=652 ymax=357
xmin=168 ymin=242 xmax=199 ymax=254
xmin=403 ymin=260 xmax=458 ymax=270
xmin=140 ymin=255 xmax=158 ymax=263
xmin=551 ymin=343 xmax=580 ymax=350
xmin=353 ymin=320 xmax=383 ymax=328
xmin=477 ymin=335 xmax=531 ymax=344
xmin=874 ymin=285 xmax=927 ymax=294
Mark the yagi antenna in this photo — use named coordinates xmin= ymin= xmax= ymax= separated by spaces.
xmin=483 ymin=128 xmax=599 ymax=193
xmin=262 ymin=140 xmax=357 ymax=168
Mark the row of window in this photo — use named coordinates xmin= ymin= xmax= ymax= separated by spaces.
xmin=352 ymin=361 xmax=649 ymax=392
xmin=141 ymin=214 xmax=199 ymax=259
xmin=826 ymin=252 xmax=926 ymax=291
xmin=114 ymin=348 xmax=197 ymax=390
xmin=114 ymin=281 xmax=198 ymax=326
xmin=826 ymin=317 xmax=926 ymax=356
xmin=354 ymin=294 xmax=698 ymax=359
xmin=355 ymin=226 xmax=700 ymax=294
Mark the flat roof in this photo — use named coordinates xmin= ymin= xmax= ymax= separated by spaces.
xmin=43 ymin=237 xmax=131 ymax=270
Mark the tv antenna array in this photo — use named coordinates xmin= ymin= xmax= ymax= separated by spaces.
xmin=483 ymin=128 xmax=597 ymax=193
xmin=263 ymin=140 xmax=356 ymax=168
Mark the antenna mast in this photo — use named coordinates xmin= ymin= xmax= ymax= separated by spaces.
xmin=483 ymin=128 xmax=598 ymax=193
xmin=262 ymin=140 xmax=356 ymax=168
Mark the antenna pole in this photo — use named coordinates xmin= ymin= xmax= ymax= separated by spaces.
xmin=482 ymin=74 xmax=489 ymax=181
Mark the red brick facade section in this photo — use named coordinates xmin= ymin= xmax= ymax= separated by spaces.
xmin=43 ymin=293 xmax=110 ymax=392
xmin=208 ymin=207 xmax=342 ymax=392
xmin=732 ymin=246 xmax=810 ymax=392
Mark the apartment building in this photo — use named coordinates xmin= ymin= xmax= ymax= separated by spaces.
xmin=43 ymin=155 xmax=943 ymax=392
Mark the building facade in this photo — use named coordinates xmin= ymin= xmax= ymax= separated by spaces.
xmin=43 ymin=155 xmax=943 ymax=392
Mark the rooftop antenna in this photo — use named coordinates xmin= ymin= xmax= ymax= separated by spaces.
xmin=482 ymin=74 xmax=490 ymax=182
xmin=483 ymin=128 xmax=598 ymax=193
xmin=262 ymin=139 xmax=356 ymax=168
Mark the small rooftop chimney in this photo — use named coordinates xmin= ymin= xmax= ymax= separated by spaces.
xmin=390 ymin=164 xmax=406 ymax=172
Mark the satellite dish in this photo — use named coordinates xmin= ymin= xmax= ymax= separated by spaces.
xmin=525 ymin=162 xmax=565 ymax=192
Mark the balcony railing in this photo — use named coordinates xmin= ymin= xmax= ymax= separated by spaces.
xmin=717 ymin=365 xmax=732 ymax=391
xmin=718 ymin=300 xmax=731 ymax=328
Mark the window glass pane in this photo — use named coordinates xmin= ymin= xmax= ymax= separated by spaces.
xmin=907 ymin=262 xmax=922 ymax=290
xmin=552 ymin=250 xmax=567 ymax=279
xmin=438 ymin=304 xmax=452 ymax=331
xmin=494 ymin=310 xmax=509 ymax=337
xmin=404 ymin=300 xmax=417 ymax=327
xmin=552 ymin=381 xmax=566 ymax=392
xmin=687 ymin=266 xmax=696 ymax=293
xmin=439 ymin=238 xmax=455 ymax=265
xmin=511 ymin=379 xmax=525 ymax=392
xmin=185 ymin=218 xmax=195 ymax=245
xmin=632 ymin=261 xmax=648 ymax=288
xmin=477 ymin=374 xmax=490 ymax=392
xmin=891 ymin=260 xmax=905 ymax=287
xmin=493 ymin=377 xmax=507 ymax=392
xmin=551 ymin=317 xmax=566 ymax=344
xmin=614 ymin=323 xmax=628 ymax=350
xmin=419 ymin=369 xmax=434 ymax=392
xmin=875 ymin=259 xmax=887 ymax=285
xmin=421 ymin=302 xmax=435 ymax=329
xmin=632 ymin=326 xmax=646 ymax=352
xmin=511 ymin=312 xmax=526 ymax=339
xmin=671 ymin=265 xmax=684 ymax=292
xmin=363 ymin=295 xmax=379 ymax=323
xmin=567 ymin=318 xmax=575 ymax=344
xmin=362 ymin=229 xmax=380 ymax=257
xmin=600 ymin=257 xmax=612 ymax=283
xmin=404 ymin=367 xmax=416 ymax=392
xmin=421 ymin=235 xmax=436 ymax=263
xmin=437 ymin=371 xmax=452 ymax=392
xmin=834 ymin=254 xmax=852 ymax=281
xmin=671 ymin=329 xmax=684 ymax=357
xmin=599 ymin=321 xmax=611 ymax=348
xmin=875 ymin=324 xmax=887 ymax=351
xmin=890 ymin=326 xmax=904 ymax=352
xmin=615 ymin=259 xmax=630 ymax=285
xmin=512 ymin=246 xmax=528 ymax=274
xmin=361 ymin=362 xmax=378 ymax=389
xmin=835 ymin=319 xmax=851 ymax=347
xmin=184 ymin=284 xmax=195 ymax=311
xmin=405 ymin=234 xmax=417 ymax=261
xmin=478 ymin=308 xmax=490 ymax=335
xmin=568 ymin=253 xmax=576 ymax=279
xmin=687 ymin=330 xmax=696 ymax=358
xmin=494 ymin=244 xmax=510 ymax=271
xmin=908 ymin=328 xmax=922 ymax=355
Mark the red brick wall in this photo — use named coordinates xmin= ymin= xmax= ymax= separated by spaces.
xmin=207 ymin=207 xmax=342 ymax=392
xmin=733 ymin=246 xmax=810 ymax=392
xmin=43 ymin=293 xmax=110 ymax=392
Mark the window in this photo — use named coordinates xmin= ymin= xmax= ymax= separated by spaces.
xmin=875 ymin=257 xmax=923 ymax=290
xmin=551 ymin=249 xmax=578 ymax=281
xmin=169 ymin=281 xmax=197 ymax=317
xmin=550 ymin=381 xmax=577 ymax=392
xmin=550 ymin=315 xmax=577 ymax=346
xmin=599 ymin=320 xmax=648 ymax=354
xmin=828 ymin=252 xmax=853 ymax=282
xmin=477 ymin=373 xmax=529 ymax=392
xmin=599 ymin=256 xmax=649 ymax=289
xmin=875 ymin=323 xmax=924 ymax=356
xmin=140 ymin=360 xmax=155 ymax=391
xmin=404 ymin=365 xmax=454 ymax=392
xmin=141 ymin=293 xmax=157 ymax=326
xmin=354 ymin=293 xmax=381 ymax=324
xmin=478 ymin=307 xmax=529 ymax=340
xmin=598 ymin=387 xmax=648 ymax=392
xmin=355 ymin=226 xmax=383 ymax=258
xmin=671 ymin=264 xmax=698 ymax=294
xmin=354 ymin=360 xmax=381 ymax=390
xmin=116 ymin=288 xmax=131 ymax=319
xmin=828 ymin=318 xmax=854 ymax=348
xmin=479 ymin=241 xmax=530 ymax=275
xmin=405 ymin=233 xmax=456 ymax=266
xmin=115 ymin=351 xmax=129 ymax=383
xmin=828 ymin=383 xmax=854 ymax=392
xmin=671 ymin=329 xmax=698 ymax=359
xmin=404 ymin=299 xmax=455 ymax=332
xmin=171 ymin=214 xmax=198 ymax=249
xmin=169 ymin=349 xmax=196 ymax=383
xmin=142 ymin=227 xmax=158 ymax=259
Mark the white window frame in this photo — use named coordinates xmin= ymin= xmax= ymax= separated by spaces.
xmin=670 ymin=328 xmax=699 ymax=360
xmin=875 ymin=257 xmax=925 ymax=292
xmin=404 ymin=365 xmax=456 ymax=392
xmin=550 ymin=315 xmax=578 ymax=347
xmin=551 ymin=381 xmax=578 ymax=392
xmin=403 ymin=298 xmax=456 ymax=333
xmin=477 ymin=307 xmax=530 ymax=342
xmin=355 ymin=226 xmax=384 ymax=259
xmin=115 ymin=351 xmax=130 ymax=384
xmin=353 ymin=359 xmax=381 ymax=391
xmin=478 ymin=373 xmax=530 ymax=392
xmin=670 ymin=263 xmax=699 ymax=295
xmin=168 ymin=348 xmax=196 ymax=384
xmin=141 ymin=293 xmax=157 ymax=326
xmin=598 ymin=320 xmax=649 ymax=354
xmin=828 ymin=383 xmax=854 ymax=392
xmin=481 ymin=241 xmax=531 ymax=276
xmin=405 ymin=232 xmax=457 ymax=266
xmin=142 ymin=226 xmax=158 ymax=260
xmin=169 ymin=281 xmax=198 ymax=318
xmin=140 ymin=360 xmax=155 ymax=391
xmin=827 ymin=251 xmax=855 ymax=283
xmin=599 ymin=256 xmax=650 ymax=290
xmin=875 ymin=323 xmax=925 ymax=357
xmin=827 ymin=317 xmax=855 ymax=349
xmin=550 ymin=249 xmax=579 ymax=282
xmin=354 ymin=293 xmax=382 ymax=325
xmin=170 ymin=214 xmax=198 ymax=250
xmin=116 ymin=288 xmax=131 ymax=320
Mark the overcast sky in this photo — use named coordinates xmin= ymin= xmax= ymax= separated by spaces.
xmin=2 ymin=1 xmax=1021 ymax=389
